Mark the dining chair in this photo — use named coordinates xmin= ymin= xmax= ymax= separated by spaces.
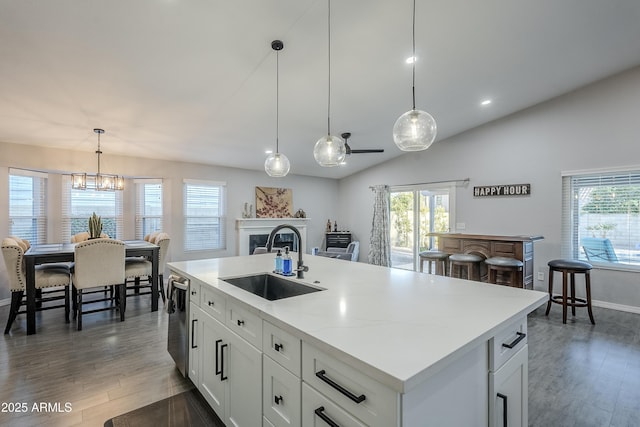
xmin=2 ymin=237 xmax=71 ymax=334
xmin=124 ymin=233 xmax=170 ymax=304
xmin=72 ymin=238 xmax=126 ymax=331
xmin=70 ymin=232 xmax=110 ymax=243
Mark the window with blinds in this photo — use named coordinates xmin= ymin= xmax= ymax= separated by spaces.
xmin=9 ymin=169 xmax=48 ymax=244
xmin=562 ymin=170 xmax=640 ymax=268
xmin=184 ymin=180 xmax=226 ymax=251
xmin=135 ymin=179 xmax=163 ymax=239
xmin=61 ymin=175 xmax=124 ymax=240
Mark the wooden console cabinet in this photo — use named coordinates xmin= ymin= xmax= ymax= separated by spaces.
xmin=428 ymin=233 xmax=543 ymax=289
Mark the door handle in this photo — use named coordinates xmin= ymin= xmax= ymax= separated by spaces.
xmin=220 ymin=343 xmax=228 ymax=381
xmin=497 ymin=392 xmax=508 ymax=427
xmin=314 ymin=406 xmax=340 ymax=427
xmin=215 ymin=339 xmax=222 ymax=375
xmin=315 ymin=370 xmax=366 ymax=403
xmin=502 ymin=332 xmax=526 ymax=349
xmin=190 ymin=319 xmax=197 ymax=349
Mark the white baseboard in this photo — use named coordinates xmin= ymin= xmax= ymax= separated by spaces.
xmin=592 ymin=299 xmax=640 ymax=315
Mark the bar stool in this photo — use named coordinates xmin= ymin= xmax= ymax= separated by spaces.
xmin=419 ymin=251 xmax=449 ymax=275
xmin=449 ymin=253 xmax=483 ymax=280
xmin=485 ymin=256 xmax=523 ymax=287
xmin=545 ymin=259 xmax=595 ymax=325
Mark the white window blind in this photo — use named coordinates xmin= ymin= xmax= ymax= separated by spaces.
xmin=183 ymin=180 xmax=226 ymax=251
xmin=61 ymin=175 xmax=124 ymax=241
xmin=562 ymin=170 xmax=640 ymax=268
xmin=135 ymin=179 xmax=163 ymax=239
xmin=9 ymin=169 xmax=48 ymax=244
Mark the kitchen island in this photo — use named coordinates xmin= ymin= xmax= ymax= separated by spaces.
xmin=168 ymin=253 xmax=547 ymax=427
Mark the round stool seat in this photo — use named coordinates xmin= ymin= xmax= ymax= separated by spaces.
xmin=419 ymin=251 xmax=449 ymax=275
xmin=485 ymin=256 xmax=524 ymax=268
xmin=419 ymin=250 xmax=449 ymax=260
xmin=548 ymin=259 xmax=592 ymax=271
xmin=449 ymin=253 xmax=483 ymax=263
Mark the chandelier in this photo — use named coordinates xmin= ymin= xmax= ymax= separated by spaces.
xmin=71 ymin=128 xmax=124 ymax=191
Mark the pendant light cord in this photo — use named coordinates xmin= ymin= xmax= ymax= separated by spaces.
xmin=276 ymin=48 xmax=280 ymax=154
xmin=327 ymin=0 xmax=332 ymax=135
xmin=412 ymin=0 xmax=416 ymax=111
xmin=96 ymin=131 xmax=101 ymax=174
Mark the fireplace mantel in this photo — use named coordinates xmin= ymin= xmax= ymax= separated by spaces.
xmin=236 ymin=218 xmax=310 ymax=256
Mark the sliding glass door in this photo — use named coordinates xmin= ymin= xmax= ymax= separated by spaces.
xmin=390 ymin=184 xmax=454 ymax=270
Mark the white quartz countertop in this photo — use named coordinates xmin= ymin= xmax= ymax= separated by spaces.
xmin=168 ymin=254 xmax=547 ymax=393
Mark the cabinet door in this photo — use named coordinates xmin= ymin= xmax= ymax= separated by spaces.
xmin=263 ymin=355 xmax=301 ymax=427
xmin=200 ymin=313 xmax=226 ymax=419
xmin=188 ymin=303 xmax=202 ymax=382
xmin=226 ymin=327 xmax=262 ymax=427
xmin=490 ymin=345 xmax=528 ymax=427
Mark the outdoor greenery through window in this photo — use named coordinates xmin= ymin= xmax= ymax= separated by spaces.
xmin=61 ymin=175 xmax=123 ymax=240
xmin=184 ymin=180 xmax=226 ymax=251
xmin=562 ymin=170 xmax=640 ymax=268
xmin=135 ymin=179 xmax=163 ymax=239
xmin=9 ymin=169 xmax=47 ymax=244
xmin=389 ymin=184 xmax=454 ymax=270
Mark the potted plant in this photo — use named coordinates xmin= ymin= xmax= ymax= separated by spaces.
xmin=88 ymin=212 xmax=103 ymax=239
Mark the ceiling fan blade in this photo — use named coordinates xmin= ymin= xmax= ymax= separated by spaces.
xmin=350 ymin=149 xmax=385 ymax=154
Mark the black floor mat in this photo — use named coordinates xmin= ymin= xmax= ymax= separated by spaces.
xmin=104 ymin=388 xmax=224 ymax=427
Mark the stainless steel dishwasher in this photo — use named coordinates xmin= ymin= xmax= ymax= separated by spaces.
xmin=167 ymin=274 xmax=190 ymax=377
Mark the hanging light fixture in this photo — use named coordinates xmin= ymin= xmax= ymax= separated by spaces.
xmin=313 ymin=0 xmax=346 ymax=167
xmin=71 ymin=129 xmax=124 ymax=191
xmin=264 ymin=40 xmax=291 ymax=177
xmin=393 ymin=0 xmax=437 ymax=151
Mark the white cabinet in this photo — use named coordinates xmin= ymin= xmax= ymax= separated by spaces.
xmin=302 ymin=383 xmax=367 ymax=427
xmin=188 ymin=303 xmax=202 ymax=383
xmin=490 ymin=345 xmax=528 ymax=427
xmin=263 ymin=354 xmax=301 ymax=427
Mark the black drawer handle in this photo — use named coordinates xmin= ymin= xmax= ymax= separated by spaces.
xmin=502 ymin=332 xmax=526 ymax=349
xmin=314 ymin=406 xmax=340 ymax=427
xmin=220 ymin=343 xmax=228 ymax=381
xmin=207 ymin=300 xmax=214 ymax=306
xmin=237 ymin=319 xmax=245 ymax=326
xmin=274 ymin=343 xmax=283 ymax=352
xmin=274 ymin=395 xmax=283 ymax=405
xmin=215 ymin=339 xmax=222 ymax=375
xmin=497 ymin=393 xmax=508 ymax=427
xmin=315 ymin=370 xmax=366 ymax=404
xmin=191 ymin=319 xmax=198 ymax=349
xmin=191 ymin=290 xmax=197 ymax=295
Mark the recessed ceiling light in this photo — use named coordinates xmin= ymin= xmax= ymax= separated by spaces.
xmin=405 ymin=56 xmax=416 ymax=64
xmin=265 ymin=150 xmax=273 ymax=154
xmin=480 ymin=99 xmax=492 ymax=106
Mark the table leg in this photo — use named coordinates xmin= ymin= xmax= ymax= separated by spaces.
xmin=151 ymin=247 xmax=159 ymax=311
xmin=25 ymin=257 xmax=37 ymax=335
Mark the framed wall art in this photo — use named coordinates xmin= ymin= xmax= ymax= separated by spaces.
xmin=255 ymin=186 xmax=293 ymax=218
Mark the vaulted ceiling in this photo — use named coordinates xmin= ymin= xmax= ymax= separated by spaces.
xmin=2 ymin=0 xmax=640 ymax=178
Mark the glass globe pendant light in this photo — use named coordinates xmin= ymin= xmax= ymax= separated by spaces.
xmin=313 ymin=0 xmax=346 ymax=167
xmin=393 ymin=0 xmax=437 ymax=151
xmin=264 ymin=40 xmax=290 ymax=177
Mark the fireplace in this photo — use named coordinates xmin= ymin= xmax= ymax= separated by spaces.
xmin=236 ymin=218 xmax=309 ymax=256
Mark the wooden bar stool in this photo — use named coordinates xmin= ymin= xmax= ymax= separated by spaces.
xmin=485 ymin=257 xmax=523 ymax=287
xmin=419 ymin=251 xmax=449 ymax=275
xmin=449 ymin=253 xmax=483 ymax=281
xmin=545 ymin=259 xmax=595 ymax=324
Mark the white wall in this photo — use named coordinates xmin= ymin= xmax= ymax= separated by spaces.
xmin=338 ymin=66 xmax=640 ymax=311
xmin=0 ymin=144 xmax=339 ymax=300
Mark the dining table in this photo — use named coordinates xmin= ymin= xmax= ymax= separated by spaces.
xmin=24 ymin=239 xmax=159 ymax=335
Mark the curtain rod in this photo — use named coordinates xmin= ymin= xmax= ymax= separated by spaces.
xmin=370 ymin=178 xmax=470 ymax=189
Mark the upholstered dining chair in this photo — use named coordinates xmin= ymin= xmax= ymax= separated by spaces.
xmin=2 ymin=237 xmax=71 ymax=334
xmin=70 ymin=232 xmax=109 ymax=243
xmin=124 ymin=232 xmax=170 ymax=304
xmin=72 ymin=238 xmax=126 ymax=331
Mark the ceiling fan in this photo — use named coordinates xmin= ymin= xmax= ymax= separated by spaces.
xmin=342 ymin=132 xmax=385 ymax=155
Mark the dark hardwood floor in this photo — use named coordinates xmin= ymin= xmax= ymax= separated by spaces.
xmin=1 ymin=293 xmax=639 ymax=426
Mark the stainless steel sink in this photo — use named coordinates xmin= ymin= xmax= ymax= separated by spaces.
xmin=220 ymin=273 xmax=324 ymax=301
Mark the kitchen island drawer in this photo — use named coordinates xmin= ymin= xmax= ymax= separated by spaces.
xmin=200 ymin=286 xmax=225 ymax=322
xmin=302 ymin=342 xmax=397 ymax=427
xmin=263 ymin=320 xmax=302 ymax=376
xmin=227 ymin=300 xmax=262 ymax=349
xmin=302 ymin=383 xmax=367 ymax=427
xmin=490 ymin=316 xmax=527 ymax=371
xmin=263 ymin=354 xmax=301 ymax=427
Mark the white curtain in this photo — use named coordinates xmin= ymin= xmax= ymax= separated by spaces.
xmin=368 ymin=185 xmax=391 ymax=266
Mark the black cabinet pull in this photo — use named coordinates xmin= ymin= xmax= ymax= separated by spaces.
xmin=314 ymin=406 xmax=340 ymax=427
xmin=274 ymin=395 xmax=283 ymax=405
xmin=191 ymin=290 xmax=196 ymax=295
xmin=191 ymin=319 xmax=198 ymax=349
xmin=497 ymin=393 xmax=508 ymax=427
xmin=237 ymin=319 xmax=245 ymax=326
xmin=274 ymin=343 xmax=283 ymax=352
xmin=315 ymin=370 xmax=366 ymax=404
xmin=207 ymin=300 xmax=214 ymax=306
xmin=215 ymin=339 xmax=222 ymax=375
xmin=220 ymin=343 xmax=228 ymax=381
xmin=502 ymin=332 xmax=526 ymax=349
